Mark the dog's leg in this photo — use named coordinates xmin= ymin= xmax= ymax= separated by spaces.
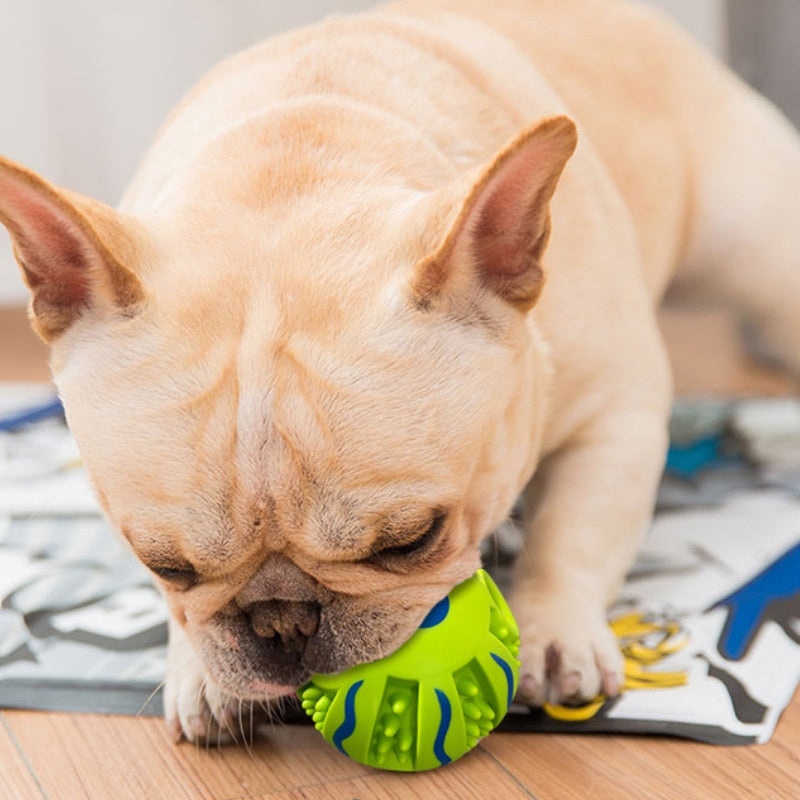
xmin=509 ymin=400 xmax=669 ymax=706
xmin=485 ymin=129 xmax=675 ymax=707
xmin=670 ymin=67 xmax=800 ymax=375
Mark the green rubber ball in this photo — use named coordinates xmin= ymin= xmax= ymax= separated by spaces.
xmin=298 ymin=569 xmax=520 ymax=771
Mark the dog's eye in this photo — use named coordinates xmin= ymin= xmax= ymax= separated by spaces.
xmin=150 ymin=564 xmax=198 ymax=589
xmin=374 ymin=513 xmax=447 ymax=561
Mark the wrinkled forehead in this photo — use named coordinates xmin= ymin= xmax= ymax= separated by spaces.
xmin=227 ymin=324 xmax=498 ymax=554
xmin=57 ymin=263 xmax=510 ymax=544
xmin=238 ymin=313 xmax=506 ymax=492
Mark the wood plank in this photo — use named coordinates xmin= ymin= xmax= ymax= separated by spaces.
xmin=658 ymin=305 xmax=799 ymax=397
xmin=0 ymin=713 xmax=46 ymax=800
xmin=253 ymin=746 xmax=535 ymax=800
xmin=483 ymin=688 xmax=800 ymax=800
xmin=6 ymin=710 xmax=533 ymax=800
xmin=0 ymin=306 xmax=51 ymax=384
xmin=7 ymin=699 xmax=800 ymax=800
xmin=5 ymin=712 xmax=205 ymax=800
xmin=167 ymin=724 xmax=374 ymax=798
xmin=4 ymin=711 xmax=375 ymax=800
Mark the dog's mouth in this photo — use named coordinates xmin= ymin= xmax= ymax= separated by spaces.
xmin=201 ymin=598 xmax=417 ymax=699
xmin=201 ymin=611 xmax=316 ymax=697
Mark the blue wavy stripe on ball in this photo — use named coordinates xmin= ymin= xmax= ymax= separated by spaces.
xmin=332 ymin=679 xmax=364 ymax=755
xmin=491 ymin=652 xmax=515 ymax=709
xmin=433 ymin=689 xmax=453 ymax=765
xmin=420 ymin=596 xmax=450 ymax=628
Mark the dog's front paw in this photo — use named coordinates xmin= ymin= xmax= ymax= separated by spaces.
xmin=163 ymin=621 xmax=253 ymax=744
xmin=512 ymin=594 xmax=623 ymax=707
xmin=163 ymin=655 xmax=242 ymax=744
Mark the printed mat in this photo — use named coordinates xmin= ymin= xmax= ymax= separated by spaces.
xmin=1 ymin=384 xmax=799 ymax=745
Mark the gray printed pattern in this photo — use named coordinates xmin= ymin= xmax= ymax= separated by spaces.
xmin=0 ymin=390 xmax=799 ymax=743
xmin=0 ymin=514 xmax=167 ymax=715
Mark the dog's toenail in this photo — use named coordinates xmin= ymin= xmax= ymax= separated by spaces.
xmin=603 ymin=671 xmax=621 ymax=696
xmin=518 ymin=674 xmax=539 ymax=701
xmin=561 ymin=671 xmax=582 ymax=695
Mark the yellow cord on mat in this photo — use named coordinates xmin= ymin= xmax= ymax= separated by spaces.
xmin=543 ymin=612 xmax=689 ymax=721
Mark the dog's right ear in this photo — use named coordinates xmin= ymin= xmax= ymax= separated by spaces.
xmin=411 ymin=115 xmax=577 ymax=314
xmin=0 ymin=156 xmax=146 ymax=342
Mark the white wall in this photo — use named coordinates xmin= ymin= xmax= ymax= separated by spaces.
xmin=0 ymin=0 xmax=727 ymax=304
xmin=647 ymin=0 xmax=728 ymax=58
xmin=0 ymin=0 xmax=376 ymax=304
xmin=728 ymin=0 xmax=800 ymax=128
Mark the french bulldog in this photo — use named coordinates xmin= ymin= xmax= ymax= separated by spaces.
xmin=3 ymin=0 xmax=800 ymax=743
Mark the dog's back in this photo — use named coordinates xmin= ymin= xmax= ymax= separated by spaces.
xmin=123 ymin=0 xmax=734 ymax=301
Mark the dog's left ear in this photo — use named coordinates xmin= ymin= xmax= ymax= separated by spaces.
xmin=412 ymin=115 xmax=577 ymax=312
xmin=0 ymin=156 xmax=146 ymax=342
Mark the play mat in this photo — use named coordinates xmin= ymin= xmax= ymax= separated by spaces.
xmin=1 ymin=383 xmax=798 ymax=745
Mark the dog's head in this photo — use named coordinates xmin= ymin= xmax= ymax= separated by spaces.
xmin=0 ymin=116 xmax=575 ymax=698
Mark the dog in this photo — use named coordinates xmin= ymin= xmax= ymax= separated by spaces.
xmin=2 ymin=0 xmax=800 ymax=743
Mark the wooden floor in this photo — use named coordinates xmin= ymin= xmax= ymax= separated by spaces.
xmin=1 ymin=303 xmax=799 ymax=800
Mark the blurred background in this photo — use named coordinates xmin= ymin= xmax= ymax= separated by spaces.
xmin=0 ymin=0 xmax=797 ymax=305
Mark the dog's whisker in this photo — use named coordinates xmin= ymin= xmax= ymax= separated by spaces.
xmin=271 ymin=697 xmax=281 ymax=729
xmin=197 ymin=678 xmax=210 ymax=752
xmin=237 ymin=698 xmax=253 ymax=754
xmin=489 ymin=528 xmax=501 ymax=570
xmin=136 ymin=679 xmax=166 ymax=718
xmin=515 ymin=537 xmax=534 ymax=570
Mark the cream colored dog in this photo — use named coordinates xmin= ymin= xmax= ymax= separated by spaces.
xmin=2 ymin=0 xmax=800 ymax=742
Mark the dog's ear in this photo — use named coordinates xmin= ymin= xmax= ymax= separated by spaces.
xmin=412 ymin=115 xmax=577 ymax=312
xmin=0 ymin=156 xmax=146 ymax=342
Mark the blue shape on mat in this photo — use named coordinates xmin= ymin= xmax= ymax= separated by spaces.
xmin=420 ymin=596 xmax=450 ymax=628
xmin=433 ymin=688 xmax=452 ymax=765
xmin=491 ymin=652 xmax=515 ymax=710
xmin=332 ymin=679 xmax=363 ymax=755
xmin=711 ymin=542 xmax=800 ymax=661
xmin=665 ymin=434 xmax=736 ymax=479
xmin=0 ymin=398 xmax=64 ymax=432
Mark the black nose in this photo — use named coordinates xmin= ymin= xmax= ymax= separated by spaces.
xmin=245 ymin=600 xmax=320 ymax=653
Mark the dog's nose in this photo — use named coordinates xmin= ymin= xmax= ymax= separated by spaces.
xmin=245 ymin=599 xmax=320 ymax=653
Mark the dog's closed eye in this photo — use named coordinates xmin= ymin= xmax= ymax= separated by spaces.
xmin=368 ymin=512 xmax=447 ymax=566
xmin=149 ymin=564 xmax=198 ymax=590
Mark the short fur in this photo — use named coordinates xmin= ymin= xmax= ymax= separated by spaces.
xmin=3 ymin=0 xmax=800 ymax=740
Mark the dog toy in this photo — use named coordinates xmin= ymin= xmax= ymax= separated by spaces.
xmin=298 ymin=569 xmax=519 ymax=771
